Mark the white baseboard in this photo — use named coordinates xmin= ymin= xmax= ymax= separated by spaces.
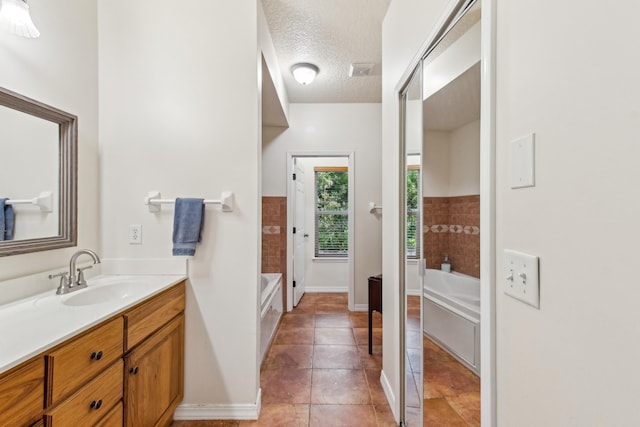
xmin=380 ymin=369 xmax=399 ymax=424
xmin=174 ymin=389 xmax=261 ymax=421
xmin=304 ymin=286 xmax=348 ymax=293
xmin=353 ymin=303 xmax=368 ymax=312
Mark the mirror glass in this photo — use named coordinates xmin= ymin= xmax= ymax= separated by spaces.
xmin=0 ymin=105 xmax=60 ymax=239
xmin=399 ymin=1 xmax=481 ymax=425
xmin=401 ymin=61 xmax=423 ymax=425
xmin=0 ymin=88 xmax=77 ymax=256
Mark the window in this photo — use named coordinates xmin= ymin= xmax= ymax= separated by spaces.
xmin=406 ymin=166 xmax=420 ymax=259
xmin=315 ymin=167 xmax=348 ymax=257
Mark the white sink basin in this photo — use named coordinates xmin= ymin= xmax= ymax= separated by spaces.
xmin=61 ymin=282 xmax=153 ymax=306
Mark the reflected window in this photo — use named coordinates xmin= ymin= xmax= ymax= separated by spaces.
xmin=406 ymin=166 xmax=421 ymax=259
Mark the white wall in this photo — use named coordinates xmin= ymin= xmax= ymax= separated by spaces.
xmin=449 ymin=119 xmax=480 ymax=196
xmin=0 ymin=0 xmax=99 ymax=280
xmin=262 ymin=103 xmax=382 ymax=307
xmin=386 ymin=0 xmax=640 ymax=425
xmin=424 ymin=131 xmax=451 ymax=197
xmin=495 ymin=1 xmax=640 ymax=425
xmin=99 ymin=0 xmax=261 ymax=412
xmin=297 ymin=157 xmax=349 ymax=292
xmin=423 ymin=120 xmax=480 ymax=197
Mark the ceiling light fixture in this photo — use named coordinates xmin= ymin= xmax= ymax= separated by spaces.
xmin=291 ymin=63 xmax=319 ymax=85
xmin=0 ymin=0 xmax=40 ymax=38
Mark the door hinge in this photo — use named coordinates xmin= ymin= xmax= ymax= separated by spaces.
xmin=293 ymin=227 xmax=296 ymax=234
xmin=293 ymin=173 xmax=296 ymax=180
xmin=293 ymin=280 xmax=296 ymax=288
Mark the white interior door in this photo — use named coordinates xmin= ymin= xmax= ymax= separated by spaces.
xmin=293 ymin=160 xmax=306 ymax=306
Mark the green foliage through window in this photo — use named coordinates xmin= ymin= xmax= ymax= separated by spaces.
xmin=406 ymin=168 xmax=420 ymax=259
xmin=315 ymin=170 xmax=348 ymax=257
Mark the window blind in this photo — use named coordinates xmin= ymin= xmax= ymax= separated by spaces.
xmin=314 ymin=167 xmax=348 ymax=257
xmin=406 ymin=167 xmax=421 ymax=259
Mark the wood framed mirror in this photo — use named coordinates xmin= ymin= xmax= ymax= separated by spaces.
xmin=0 ymin=87 xmax=77 ymax=256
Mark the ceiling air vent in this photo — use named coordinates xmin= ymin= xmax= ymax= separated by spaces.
xmin=349 ymin=63 xmax=375 ymax=77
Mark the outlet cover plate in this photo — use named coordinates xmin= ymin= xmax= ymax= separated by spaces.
xmin=510 ymin=133 xmax=535 ymax=188
xmin=129 ymin=224 xmax=142 ymax=245
xmin=504 ymin=249 xmax=540 ymax=308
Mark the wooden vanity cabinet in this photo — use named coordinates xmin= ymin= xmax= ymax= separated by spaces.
xmin=124 ymin=315 xmax=184 ymax=427
xmin=1 ymin=280 xmax=185 ymax=427
xmin=45 ymin=317 xmax=124 ymax=406
xmin=0 ymin=357 xmax=44 ymax=427
xmin=44 ymin=360 xmax=123 ymax=426
xmin=95 ymin=401 xmax=124 ymax=427
xmin=123 ymin=281 xmax=185 ymax=427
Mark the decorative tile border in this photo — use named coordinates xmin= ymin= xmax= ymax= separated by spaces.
xmin=262 ymin=226 xmax=281 ymax=235
xmin=425 ymin=224 xmax=479 ymax=235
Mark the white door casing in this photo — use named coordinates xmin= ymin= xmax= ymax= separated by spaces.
xmin=292 ymin=159 xmax=306 ymax=306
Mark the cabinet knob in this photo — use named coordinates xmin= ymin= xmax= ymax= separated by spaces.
xmin=90 ymin=399 xmax=103 ymax=410
xmin=129 ymin=366 xmax=139 ymax=375
xmin=90 ymin=351 xmax=103 ymax=360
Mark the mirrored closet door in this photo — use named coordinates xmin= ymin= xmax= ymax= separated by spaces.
xmin=399 ymin=1 xmax=481 ymax=425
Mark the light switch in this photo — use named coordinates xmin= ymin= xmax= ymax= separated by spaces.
xmin=510 ymin=133 xmax=535 ymax=188
xmin=504 ymin=249 xmax=540 ymax=308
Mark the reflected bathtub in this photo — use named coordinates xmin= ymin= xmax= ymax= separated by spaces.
xmin=423 ymin=269 xmax=480 ymax=375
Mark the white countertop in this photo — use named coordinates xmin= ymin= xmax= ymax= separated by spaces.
xmin=0 ymin=274 xmax=186 ymax=374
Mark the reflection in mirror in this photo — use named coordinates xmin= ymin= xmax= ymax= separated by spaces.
xmin=0 ymin=87 xmax=77 ymax=256
xmin=399 ymin=1 xmax=482 ymax=425
xmin=422 ymin=2 xmax=481 ymax=425
xmin=1 ymin=105 xmax=59 ymax=240
xmin=400 ymin=61 xmax=423 ymax=426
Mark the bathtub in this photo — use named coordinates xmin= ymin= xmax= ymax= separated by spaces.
xmin=260 ymin=273 xmax=283 ymax=363
xmin=423 ymin=269 xmax=480 ymax=376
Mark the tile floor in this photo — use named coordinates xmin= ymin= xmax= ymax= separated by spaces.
xmin=172 ymin=293 xmax=392 ymax=427
xmin=171 ymin=293 xmax=480 ymax=427
xmin=406 ymin=296 xmax=481 ymax=426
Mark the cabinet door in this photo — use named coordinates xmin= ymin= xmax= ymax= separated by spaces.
xmin=124 ymin=314 xmax=184 ymax=427
xmin=0 ymin=358 xmax=44 ymax=427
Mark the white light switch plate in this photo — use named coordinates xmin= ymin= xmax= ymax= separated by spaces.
xmin=504 ymin=249 xmax=540 ymax=308
xmin=510 ymin=133 xmax=535 ymax=188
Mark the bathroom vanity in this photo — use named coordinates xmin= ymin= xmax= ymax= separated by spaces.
xmin=0 ymin=277 xmax=185 ymax=427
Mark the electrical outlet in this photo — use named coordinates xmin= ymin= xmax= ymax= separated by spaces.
xmin=129 ymin=224 xmax=142 ymax=244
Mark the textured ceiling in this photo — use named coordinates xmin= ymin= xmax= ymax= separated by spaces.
xmin=261 ymin=0 xmax=391 ymax=103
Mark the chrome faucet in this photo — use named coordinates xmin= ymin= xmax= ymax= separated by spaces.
xmin=49 ymin=249 xmax=101 ymax=295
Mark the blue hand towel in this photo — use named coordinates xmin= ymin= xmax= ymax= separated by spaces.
xmin=0 ymin=198 xmax=14 ymax=241
xmin=172 ymin=198 xmax=204 ymax=256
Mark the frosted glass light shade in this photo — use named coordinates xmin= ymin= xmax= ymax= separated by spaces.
xmin=0 ymin=0 xmax=40 ymax=38
xmin=291 ymin=63 xmax=319 ymax=85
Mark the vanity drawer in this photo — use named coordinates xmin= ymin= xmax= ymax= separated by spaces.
xmin=0 ymin=357 xmax=44 ymax=427
xmin=44 ymin=359 xmax=123 ymax=427
xmin=124 ymin=281 xmax=185 ymax=351
xmin=46 ymin=317 xmax=123 ymax=405
xmin=95 ymin=400 xmax=123 ymax=427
